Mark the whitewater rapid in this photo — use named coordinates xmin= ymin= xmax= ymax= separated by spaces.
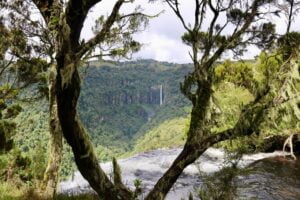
xmin=59 ymin=148 xmax=294 ymax=199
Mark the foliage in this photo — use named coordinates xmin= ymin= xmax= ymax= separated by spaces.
xmin=1 ymin=0 xmax=156 ymax=197
xmin=214 ymin=60 xmax=257 ymax=94
xmin=278 ymin=32 xmax=300 ymax=59
xmin=2 ymin=53 xmax=297 ymax=188
xmin=0 ymin=59 xmax=192 ymax=185
xmin=197 ymin=151 xmax=249 ymax=200
xmin=0 ymin=121 xmax=16 ymax=153
xmin=0 ymin=51 xmax=298 ymax=198
xmin=79 ymin=60 xmax=191 ymax=151
xmin=132 ymin=117 xmax=188 ymax=153
xmin=0 ymin=15 xmax=49 ymax=153
xmin=1 ymin=0 xmax=299 ymax=198
xmin=0 ymin=181 xmax=98 ymax=200
xmin=133 ymin=51 xmax=299 ymax=154
xmin=0 ymin=182 xmax=26 ymax=200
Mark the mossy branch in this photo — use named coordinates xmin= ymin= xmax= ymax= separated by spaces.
xmin=112 ymin=157 xmax=133 ymax=199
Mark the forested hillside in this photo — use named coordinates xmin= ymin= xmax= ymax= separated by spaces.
xmin=78 ymin=59 xmax=192 ymax=153
xmin=12 ymin=55 xmax=299 ymax=175
xmin=10 ymin=59 xmax=193 ymax=174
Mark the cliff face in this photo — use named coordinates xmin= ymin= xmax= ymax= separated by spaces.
xmin=101 ymin=84 xmax=164 ymax=106
xmin=78 ymin=60 xmax=192 ymax=149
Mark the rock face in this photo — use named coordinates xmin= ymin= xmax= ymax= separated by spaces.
xmin=100 ymin=84 xmax=164 ymax=106
xmin=59 ymin=148 xmax=299 ymax=200
xmin=78 ymin=60 xmax=192 ymax=147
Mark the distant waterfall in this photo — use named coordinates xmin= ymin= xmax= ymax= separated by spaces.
xmin=160 ymin=84 xmax=163 ymax=105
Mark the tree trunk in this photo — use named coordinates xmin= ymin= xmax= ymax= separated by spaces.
xmin=145 ymin=142 xmax=209 ymax=200
xmin=146 ymin=82 xmax=213 ymax=200
xmin=55 ymin=57 xmax=132 ymax=200
xmin=40 ymin=65 xmax=63 ymax=198
xmin=287 ymin=0 xmax=294 ymax=34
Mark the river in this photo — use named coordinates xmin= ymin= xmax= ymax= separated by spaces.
xmin=59 ymin=148 xmax=300 ymax=200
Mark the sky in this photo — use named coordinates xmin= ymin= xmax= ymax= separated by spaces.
xmin=82 ymin=0 xmax=300 ymax=64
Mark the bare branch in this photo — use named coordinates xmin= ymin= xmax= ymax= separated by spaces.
xmin=119 ymin=10 xmax=163 ymax=20
xmin=77 ymin=0 xmax=125 ymax=58
xmin=0 ymin=58 xmax=14 ymax=77
xmin=194 ymin=0 xmax=200 ymax=29
xmin=165 ymin=0 xmax=190 ymax=31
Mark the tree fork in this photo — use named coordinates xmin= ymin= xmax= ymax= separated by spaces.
xmin=146 ymin=82 xmax=213 ymax=199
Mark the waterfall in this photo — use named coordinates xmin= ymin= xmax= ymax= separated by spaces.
xmin=160 ymin=84 xmax=163 ymax=105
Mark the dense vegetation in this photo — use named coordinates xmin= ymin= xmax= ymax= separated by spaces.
xmin=1 ymin=0 xmax=300 ymax=199
xmin=1 ymin=54 xmax=298 ymax=197
xmin=0 ymin=59 xmax=192 ymax=189
xmin=79 ymin=59 xmax=192 ymax=153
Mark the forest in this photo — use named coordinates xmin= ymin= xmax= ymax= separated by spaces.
xmin=0 ymin=0 xmax=300 ymax=200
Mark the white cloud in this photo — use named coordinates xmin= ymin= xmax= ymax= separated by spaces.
xmin=82 ymin=0 xmax=192 ymax=63
xmin=81 ymin=0 xmax=300 ymax=64
xmin=133 ymin=32 xmax=190 ymax=63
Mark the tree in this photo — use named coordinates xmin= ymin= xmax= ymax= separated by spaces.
xmin=276 ymin=0 xmax=300 ymax=59
xmin=276 ymin=0 xmax=300 ymax=33
xmin=1 ymin=0 xmax=150 ymax=199
xmin=0 ymin=11 xmax=48 ymax=154
xmin=146 ymin=0 xmax=299 ymax=199
xmin=0 ymin=1 xmax=62 ymax=197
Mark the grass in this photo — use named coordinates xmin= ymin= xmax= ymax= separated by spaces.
xmin=0 ymin=182 xmax=25 ymax=200
xmin=0 ymin=182 xmax=99 ymax=200
xmin=131 ymin=117 xmax=188 ymax=154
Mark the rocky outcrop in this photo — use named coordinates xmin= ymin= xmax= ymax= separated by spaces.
xmin=102 ymin=85 xmax=164 ymax=106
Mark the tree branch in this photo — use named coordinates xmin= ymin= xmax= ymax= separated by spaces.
xmin=65 ymin=0 xmax=102 ymax=49
xmin=77 ymin=0 xmax=125 ymax=58
xmin=146 ymin=1 xmax=274 ymax=199
xmin=194 ymin=0 xmax=201 ymax=29
xmin=119 ymin=11 xmax=162 ymax=21
xmin=205 ymin=0 xmax=262 ymax=69
xmin=165 ymin=0 xmax=190 ymax=31
xmin=31 ymin=0 xmax=56 ymax=23
xmin=112 ymin=158 xmax=132 ymax=195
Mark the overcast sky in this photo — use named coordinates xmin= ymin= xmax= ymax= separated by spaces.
xmin=82 ymin=0 xmax=300 ymax=64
